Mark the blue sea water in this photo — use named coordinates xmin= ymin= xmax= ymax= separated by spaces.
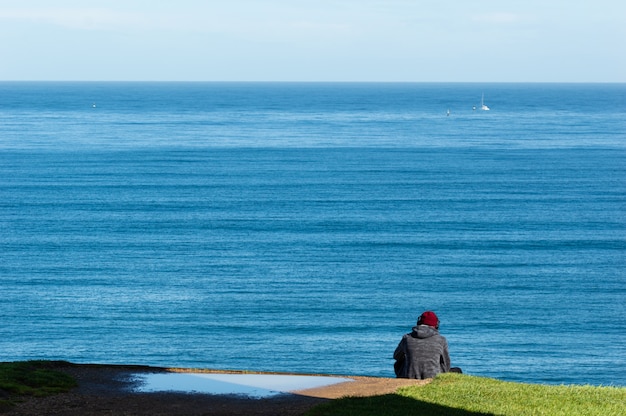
xmin=0 ymin=82 xmax=625 ymax=386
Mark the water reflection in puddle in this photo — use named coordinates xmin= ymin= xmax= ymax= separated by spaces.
xmin=132 ymin=372 xmax=353 ymax=398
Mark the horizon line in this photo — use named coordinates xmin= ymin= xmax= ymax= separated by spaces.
xmin=1 ymin=80 xmax=624 ymax=84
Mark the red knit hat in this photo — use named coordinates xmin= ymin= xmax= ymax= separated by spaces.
xmin=418 ymin=311 xmax=439 ymax=328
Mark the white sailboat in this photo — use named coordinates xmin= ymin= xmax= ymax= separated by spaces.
xmin=481 ymin=93 xmax=490 ymax=111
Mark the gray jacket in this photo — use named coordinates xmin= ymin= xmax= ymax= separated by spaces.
xmin=393 ymin=324 xmax=451 ymax=379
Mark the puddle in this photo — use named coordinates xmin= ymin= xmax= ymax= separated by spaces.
xmin=131 ymin=372 xmax=353 ymax=398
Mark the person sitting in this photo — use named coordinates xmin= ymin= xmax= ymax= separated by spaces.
xmin=394 ymin=311 xmax=459 ymax=379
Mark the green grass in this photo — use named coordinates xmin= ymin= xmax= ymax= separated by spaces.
xmin=0 ymin=360 xmax=77 ymax=409
xmin=306 ymin=373 xmax=626 ymax=416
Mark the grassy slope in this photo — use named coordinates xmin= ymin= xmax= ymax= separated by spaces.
xmin=0 ymin=361 xmax=77 ymax=410
xmin=307 ymin=373 xmax=626 ymax=416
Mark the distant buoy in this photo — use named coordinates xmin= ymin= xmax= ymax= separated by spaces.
xmin=447 ymin=109 xmax=450 ymax=116
xmin=92 ymin=103 xmax=96 ymax=108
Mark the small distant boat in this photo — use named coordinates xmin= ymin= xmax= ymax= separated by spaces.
xmin=480 ymin=93 xmax=490 ymax=111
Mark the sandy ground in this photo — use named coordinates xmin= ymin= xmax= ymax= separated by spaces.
xmin=3 ymin=363 xmax=428 ymax=416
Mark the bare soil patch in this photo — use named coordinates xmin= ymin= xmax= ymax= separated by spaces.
xmin=3 ymin=363 xmax=427 ymax=416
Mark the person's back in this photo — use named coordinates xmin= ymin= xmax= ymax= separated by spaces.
xmin=394 ymin=311 xmax=451 ymax=379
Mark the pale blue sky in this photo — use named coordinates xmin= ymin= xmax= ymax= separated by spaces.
xmin=1 ymin=0 xmax=624 ymax=82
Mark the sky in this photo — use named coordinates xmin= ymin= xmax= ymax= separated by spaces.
xmin=0 ymin=0 xmax=624 ymax=82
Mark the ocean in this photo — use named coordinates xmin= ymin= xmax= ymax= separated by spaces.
xmin=0 ymin=82 xmax=624 ymax=386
